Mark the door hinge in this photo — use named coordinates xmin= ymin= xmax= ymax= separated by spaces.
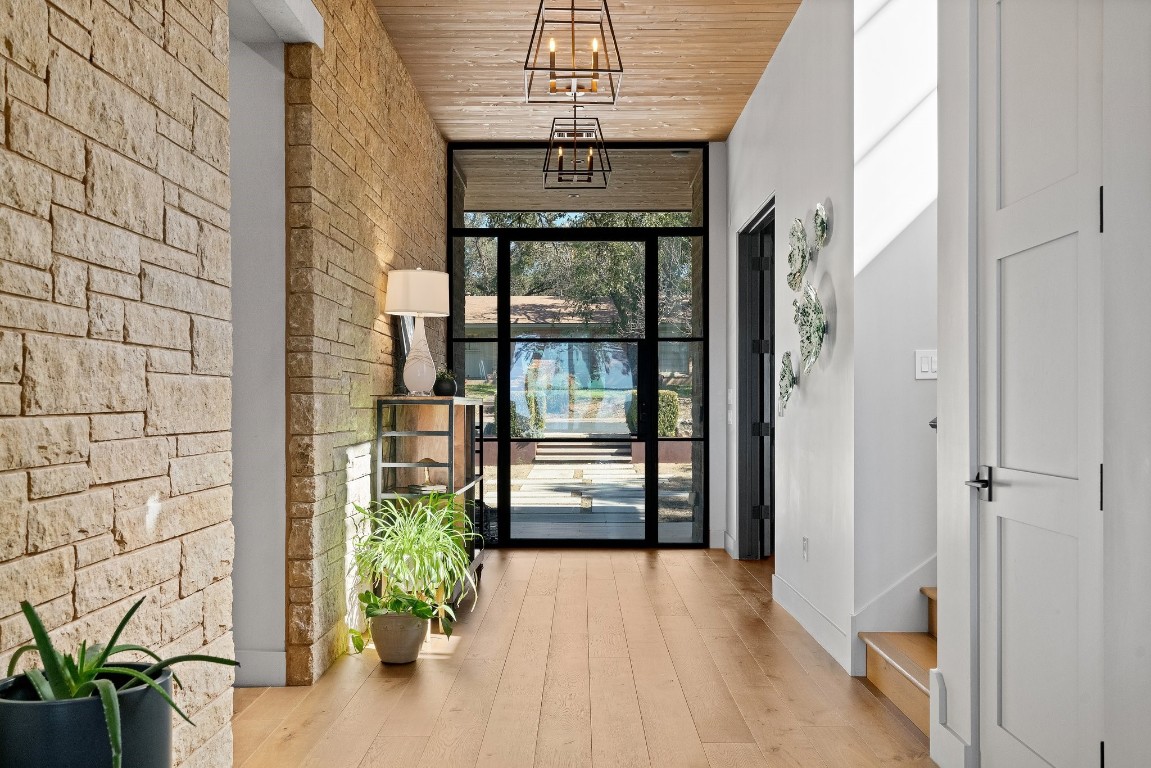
xmin=752 ymin=339 xmax=772 ymax=354
xmin=1100 ymin=186 xmax=1104 ymax=233
xmin=751 ymin=422 xmax=772 ymax=438
xmin=751 ymin=504 xmax=772 ymax=521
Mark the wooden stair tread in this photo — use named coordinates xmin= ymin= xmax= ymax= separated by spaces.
xmin=920 ymin=586 xmax=938 ymax=601
xmin=858 ymin=632 xmax=936 ymax=693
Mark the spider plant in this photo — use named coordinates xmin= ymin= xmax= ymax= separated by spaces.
xmin=350 ymin=493 xmax=480 ymax=624
xmin=4 ymin=597 xmax=238 ymax=768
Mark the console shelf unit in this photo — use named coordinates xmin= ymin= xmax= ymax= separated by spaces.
xmin=374 ymin=396 xmax=486 ymax=577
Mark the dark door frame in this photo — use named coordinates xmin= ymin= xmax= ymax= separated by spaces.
xmin=444 ymin=142 xmax=710 ymax=549
xmin=737 ymin=200 xmax=775 ymax=559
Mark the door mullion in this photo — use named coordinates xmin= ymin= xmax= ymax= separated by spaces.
xmin=496 ymin=236 xmax=511 ymax=545
xmin=644 ymin=236 xmax=659 ymax=545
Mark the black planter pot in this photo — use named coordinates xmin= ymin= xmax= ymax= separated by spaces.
xmin=433 ymin=378 xmax=457 ymax=397
xmin=0 ymin=663 xmax=173 ymax=768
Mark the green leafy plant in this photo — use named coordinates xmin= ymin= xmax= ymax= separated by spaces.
xmin=625 ymin=389 xmax=682 ymax=437
xmin=5 ymin=597 xmax=238 ymax=768
xmin=435 ymin=366 xmax=455 ymax=382
xmin=350 ymin=494 xmax=480 ymax=643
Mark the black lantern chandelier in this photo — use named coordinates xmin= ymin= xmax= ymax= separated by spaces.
xmin=543 ymin=106 xmax=611 ymax=189
xmin=524 ymin=0 xmax=624 ymax=105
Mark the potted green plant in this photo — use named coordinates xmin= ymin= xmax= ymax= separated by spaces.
xmin=0 ymin=597 xmax=238 ymax=768
xmin=433 ymin=366 xmax=456 ymax=397
xmin=349 ymin=493 xmax=479 ymax=664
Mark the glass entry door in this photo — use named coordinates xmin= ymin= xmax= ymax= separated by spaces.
xmin=453 ymin=228 xmax=707 ymax=546
xmin=509 ymin=340 xmax=644 ymax=541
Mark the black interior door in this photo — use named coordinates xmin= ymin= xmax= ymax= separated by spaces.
xmin=737 ymin=205 xmax=775 ymax=559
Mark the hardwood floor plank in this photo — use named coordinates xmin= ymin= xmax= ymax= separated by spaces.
xmin=589 ymin=656 xmax=650 ymax=768
xmin=301 ymin=673 xmax=411 ymax=768
xmin=803 ymin=725 xmax=884 ymax=768
xmin=657 ymin=614 xmax=756 ymax=744
xmin=534 ymin=631 xmax=592 ymax=768
xmin=235 ymin=551 xmax=937 ymax=768
xmin=628 ymin=639 xmax=710 ymax=768
xmin=233 ymin=686 xmax=312 ymax=766
xmin=586 ymin=574 xmax=628 ymax=658
xmin=357 ymin=736 xmax=429 ymax=768
xmin=475 ymin=594 xmax=556 ymax=767
xmin=703 ymin=742 xmax=772 ymax=768
xmin=414 ymin=658 xmax=506 ymax=768
xmin=553 ymin=555 xmax=589 ymax=633
xmin=724 ymin=685 xmax=828 ymax=768
xmin=241 ymin=653 xmax=381 ymax=768
xmin=232 ymin=687 xmax=267 ymax=718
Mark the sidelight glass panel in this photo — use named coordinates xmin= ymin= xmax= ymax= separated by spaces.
xmin=510 ymin=341 xmax=639 ymax=439
xmin=657 ymin=341 xmax=704 ymax=438
xmin=456 ymin=236 xmax=498 ymax=339
xmin=509 ymin=241 xmax=645 ymax=338
xmin=658 ymin=236 xmax=704 ymax=337
xmin=657 ymin=440 xmax=705 ymax=544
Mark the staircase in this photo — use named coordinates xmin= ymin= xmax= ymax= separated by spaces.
xmin=858 ymin=586 xmax=938 ymax=735
xmin=533 ymin=441 xmax=632 ymax=464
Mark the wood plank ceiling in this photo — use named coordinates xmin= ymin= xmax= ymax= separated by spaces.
xmin=371 ymin=1 xmax=802 ymax=142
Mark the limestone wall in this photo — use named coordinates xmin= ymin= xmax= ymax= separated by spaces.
xmin=284 ymin=0 xmax=446 ymax=684
xmin=0 ymin=0 xmax=235 ymax=762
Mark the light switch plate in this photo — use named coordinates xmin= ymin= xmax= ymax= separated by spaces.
xmin=915 ymin=349 xmax=938 ymax=380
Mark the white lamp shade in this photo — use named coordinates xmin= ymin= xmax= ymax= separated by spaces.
xmin=384 ymin=269 xmax=450 ymax=317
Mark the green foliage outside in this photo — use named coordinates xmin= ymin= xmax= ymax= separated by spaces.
xmin=462 ymin=211 xmax=696 ymax=338
xmin=625 ymin=389 xmax=681 ymax=437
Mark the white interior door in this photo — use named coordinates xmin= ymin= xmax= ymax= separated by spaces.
xmin=976 ymin=0 xmax=1103 ymax=766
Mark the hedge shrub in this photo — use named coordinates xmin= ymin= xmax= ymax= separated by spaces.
xmin=625 ymin=389 xmax=681 ymax=437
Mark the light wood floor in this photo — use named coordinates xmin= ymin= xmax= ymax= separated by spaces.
xmin=232 ymin=550 xmax=934 ymax=768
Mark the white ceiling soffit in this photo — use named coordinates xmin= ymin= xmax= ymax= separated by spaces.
xmin=229 ymin=0 xmax=324 ymax=46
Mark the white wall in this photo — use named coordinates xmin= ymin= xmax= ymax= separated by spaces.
xmin=850 ymin=0 xmax=938 ymax=671
xmin=1102 ymin=0 xmax=1151 ymax=763
xmin=708 ymin=142 xmax=729 ymax=548
xmin=230 ymin=38 xmax=288 ymax=686
xmin=724 ymin=0 xmax=938 ymax=671
xmin=727 ymin=0 xmax=857 ymax=667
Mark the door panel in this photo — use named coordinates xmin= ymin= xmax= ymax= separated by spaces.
xmin=999 ymin=0 xmax=1079 ymax=206
xmin=998 ymin=518 xmax=1079 ymax=765
xmin=978 ymin=0 xmax=1102 ymax=766
xmin=998 ymin=237 xmax=1079 ymax=478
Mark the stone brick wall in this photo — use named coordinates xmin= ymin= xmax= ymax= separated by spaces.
xmin=0 ymin=0 xmax=235 ymax=762
xmin=284 ymin=0 xmax=446 ymax=684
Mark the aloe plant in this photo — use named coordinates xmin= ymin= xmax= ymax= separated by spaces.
xmin=5 ymin=597 xmax=238 ymax=768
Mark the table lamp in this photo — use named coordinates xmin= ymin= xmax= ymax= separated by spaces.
xmin=384 ymin=268 xmax=449 ymax=394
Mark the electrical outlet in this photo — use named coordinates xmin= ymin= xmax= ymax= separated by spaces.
xmin=802 ymin=537 xmax=809 ymax=561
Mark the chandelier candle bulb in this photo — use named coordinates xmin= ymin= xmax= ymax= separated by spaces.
xmin=549 ymin=38 xmax=557 ymax=92
xmin=592 ymin=38 xmax=600 ymax=91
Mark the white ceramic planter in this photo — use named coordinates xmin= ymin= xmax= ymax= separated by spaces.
xmin=370 ymin=613 xmax=428 ymax=664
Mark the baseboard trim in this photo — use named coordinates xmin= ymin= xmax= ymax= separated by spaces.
xmin=771 ymin=573 xmax=851 ymax=671
xmin=235 ymin=649 xmax=287 ymax=687
xmin=709 ymin=529 xmax=726 ymax=549
xmin=724 ymin=530 xmax=737 ymax=558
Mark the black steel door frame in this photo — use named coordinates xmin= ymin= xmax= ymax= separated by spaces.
xmin=445 ymin=142 xmax=709 ymax=548
xmin=737 ymin=201 xmax=775 ymax=559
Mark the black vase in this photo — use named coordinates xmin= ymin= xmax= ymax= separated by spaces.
xmin=0 ymin=663 xmax=174 ymax=768
xmin=433 ymin=378 xmax=457 ymax=397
